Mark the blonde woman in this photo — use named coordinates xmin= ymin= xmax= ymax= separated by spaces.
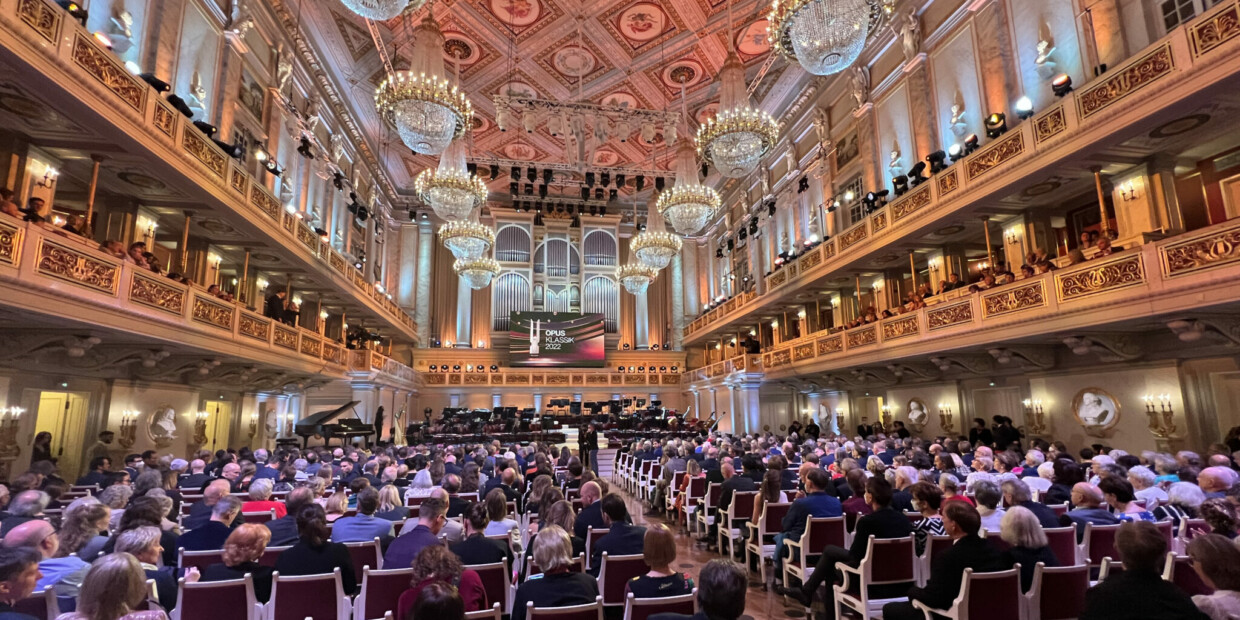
xmin=511 ymin=526 xmax=598 ymax=620
xmin=375 ymin=484 xmax=410 ymax=521
xmin=57 ymin=552 xmax=168 ymax=620
xmin=998 ymin=506 xmax=1058 ymax=592
xmin=324 ymin=490 xmax=349 ymax=523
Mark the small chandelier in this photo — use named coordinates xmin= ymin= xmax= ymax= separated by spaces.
xmin=340 ymin=0 xmax=426 ymax=21
xmin=617 ymin=262 xmax=658 ymax=295
xmin=374 ymin=13 xmax=472 ymax=155
xmin=416 ymin=139 xmax=487 ymax=221
xmin=658 ymin=141 xmax=722 ymax=236
xmin=454 ymin=257 xmax=501 ymax=290
xmin=631 ymin=209 xmax=682 ymax=271
xmin=438 ymin=219 xmax=495 ymax=260
xmin=697 ymin=50 xmax=778 ymax=178
xmin=770 ymin=0 xmax=875 ymax=76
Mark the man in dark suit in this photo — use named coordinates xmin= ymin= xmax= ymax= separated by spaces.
xmin=1058 ymin=482 xmax=1120 ymax=541
xmin=383 ymin=496 xmax=447 ymax=570
xmin=178 ymin=497 xmax=240 ymax=551
xmin=263 ymin=290 xmax=287 ymax=320
xmin=650 ymin=559 xmax=747 ymax=620
xmin=999 ymin=478 xmax=1062 ymax=530
xmin=442 ymin=474 xmax=469 ymax=518
xmin=700 ymin=447 xmax=720 ymax=473
xmin=702 ymin=460 xmax=755 ymax=544
xmin=778 ymin=476 xmax=914 ymax=612
xmin=451 ymin=502 xmax=513 ymax=569
xmin=804 ymin=420 xmax=820 ymax=441
xmin=497 ymin=468 xmax=523 ymax=512
xmin=589 ymin=494 xmax=645 ymax=576
xmin=856 ymin=422 xmax=875 ymax=438
xmin=881 ymin=502 xmax=1011 ymax=620
xmin=573 ymin=481 xmax=605 ymax=540
xmin=775 ymin=469 xmax=842 ymax=580
xmin=177 ymin=459 xmax=213 ymax=490
xmin=1079 ymin=521 xmax=1210 ymax=620
xmin=265 ymin=487 xmax=315 ymax=546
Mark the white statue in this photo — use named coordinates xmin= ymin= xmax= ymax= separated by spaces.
xmin=529 ymin=319 xmax=541 ymax=356
xmin=303 ymin=96 xmax=321 ymax=135
xmin=850 ymin=66 xmax=870 ymax=109
xmin=276 ymin=44 xmax=294 ymax=94
xmin=1035 ymin=39 xmax=1058 ymax=81
xmin=279 ymin=178 xmax=295 ymax=206
xmin=186 ymin=70 xmax=208 ymax=120
xmin=897 ymin=8 xmax=922 ymax=63
xmin=263 ymin=405 xmax=279 ymax=435
xmin=149 ymin=407 xmax=178 ymax=442
xmin=1078 ymin=391 xmax=1117 ymax=428
xmin=330 ymin=133 xmax=345 ymax=163
xmin=780 ymin=231 xmax=792 ymax=255
xmin=949 ymin=104 xmax=968 ymax=140
xmin=887 ymin=141 xmax=903 ymax=178
xmin=907 ymin=399 xmax=928 ymax=426
xmin=784 ymin=149 xmax=796 ymax=174
xmin=229 ymin=0 xmax=253 ymax=37
xmin=108 ymin=3 xmax=135 ymax=55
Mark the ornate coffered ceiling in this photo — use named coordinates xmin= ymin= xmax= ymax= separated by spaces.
xmin=294 ymin=0 xmax=803 ymax=200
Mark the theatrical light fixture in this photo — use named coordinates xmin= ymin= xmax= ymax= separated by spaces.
xmin=948 ymin=143 xmax=963 ymax=162
xmin=1052 ymin=74 xmax=1073 ymax=97
xmin=585 ymin=171 xmax=595 ymax=187
xmin=213 ymin=139 xmax=244 ymax=159
xmin=58 ymin=1 xmax=87 ymax=25
xmin=654 ymin=177 xmax=665 ymax=192
xmin=138 ymin=73 xmax=170 ymax=92
xmin=538 ymin=185 xmax=548 ymax=198
xmin=192 ymin=121 xmax=217 ymax=137
xmin=985 ymin=113 xmax=1007 ymax=138
xmin=609 ymin=189 xmax=617 ymax=201
xmin=600 ymin=172 xmax=610 ymax=187
xmin=165 ymin=95 xmax=193 ymax=118
xmin=615 ymin=174 xmax=625 ymax=188
xmin=92 ymin=32 xmax=113 ymax=50
xmin=524 ymin=183 xmax=534 ymax=195
xmin=580 ymin=187 xmax=590 ymax=201
xmin=907 ymin=161 xmax=928 ymax=186
xmin=963 ymin=134 xmax=980 ymax=155
xmin=635 ymin=175 xmax=645 ymax=191
xmin=617 ymin=262 xmax=658 ymax=295
xmin=509 ymin=182 xmax=519 ymax=195
xmin=511 ymin=166 xmax=521 ymax=180
xmin=595 ymin=188 xmax=605 ymax=200
xmin=374 ymin=13 xmax=471 ymax=155
xmin=542 ymin=169 xmax=553 ymax=184
xmin=297 ymin=136 xmax=315 ymax=159
xmin=768 ymin=201 xmax=777 ymax=216
xmin=1015 ymin=96 xmax=1034 ymax=120
xmin=333 ymin=171 xmax=345 ymax=190
xmin=926 ymin=150 xmax=947 ymax=173
xmin=489 ymin=164 xmax=500 ymax=180
xmin=716 ymin=248 xmax=724 ymax=258
xmin=526 ymin=167 xmax=536 ymax=183
xmin=466 ymin=163 xmax=477 ymax=176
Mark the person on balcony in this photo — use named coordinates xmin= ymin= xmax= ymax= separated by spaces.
xmin=264 ymin=289 xmax=287 ymax=320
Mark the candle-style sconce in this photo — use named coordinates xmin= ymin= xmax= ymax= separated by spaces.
xmin=247 ymin=411 xmax=258 ymax=440
xmin=119 ymin=409 xmax=138 ymax=449
xmin=1142 ymin=394 xmax=1176 ymax=439
xmin=1023 ymin=399 xmax=1048 ymax=435
xmin=834 ymin=407 xmax=844 ymax=433
xmin=0 ymin=407 xmax=23 ymax=480
xmin=937 ymin=403 xmax=954 ymax=430
xmin=193 ymin=410 xmax=209 ymax=446
xmin=879 ymin=405 xmax=894 ymax=431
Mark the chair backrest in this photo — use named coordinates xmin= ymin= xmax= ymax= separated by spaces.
xmin=452 ymin=492 xmax=480 ymax=502
xmin=466 ymin=560 xmax=511 ymax=612
xmin=179 ymin=548 xmax=225 ymax=574
xmin=925 ymin=535 xmax=956 ymax=565
xmin=1164 ymin=553 xmax=1214 ymax=597
xmin=1181 ymin=518 xmax=1210 ymax=543
xmin=704 ymin=483 xmax=722 ymax=510
xmin=802 ymin=517 xmax=847 ymax=554
xmin=242 ymin=510 xmax=277 ymax=524
xmin=1153 ymin=520 xmax=1174 ymax=550
xmin=268 ymin=569 xmax=345 ymax=620
xmin=985 ymin=531 xmax=1012 ymax=552
xmin=757 ymin=503 xmax=792 ymax=538
xmin=597 ymin=553 xmax=649 ymax=605
xmin=962 ymin=568 xmax=1023 ymax=619
xmin=345 ymin=538 xmax=384 ymax=576
xmin=687 ymin=477 xmax=706 ymax=499
xmin=729 ymin=492 xmax=757 ymax=520
xmin=175 ymin=575 xmax=256 ymax=620
xmin=1043 ymin=527 xmax=1078 ymax=567
xmin=13 ymin=589 xmax=58 ymax=620
xmin=465 ymin=602 xmax=502 ymax=620
xmin=1049 ymin=503 xmax=1070 ymax=517
xmin=1030 ymin=563 xmax=1090 ymax=620
xmin=586 ymin=527 xmax=610 ymax=556
xmin=527 ymin=554 xmax=585 ymax=578
xmin=406 ymin=495 xmax=428 ymax=508
xmin=259 ymin=545 xmax=293 ymax=567
xmin=622 ymin=590 xmax=697 ymax=620
xmin=527 ymin=596 xmax=604 ymax=620
xmin=640 ymin=462 xmax=652 ymax=478
xmin=1084 ymin=523 xmax=1123 ymax=567
xmin=392 ymin=520 xmax=406 ymax=537
xmin=357 ymin=567 xmax=414 ymax=620
xmin=862 ymin=536 xmax=917 ymax=585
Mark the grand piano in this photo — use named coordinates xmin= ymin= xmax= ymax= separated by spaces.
xmin=294 ymin=401 xmax=375 ymax=448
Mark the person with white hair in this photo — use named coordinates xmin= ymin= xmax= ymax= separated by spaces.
xmin=891 ymin=466 xmax=918 ymax=512
xmin=1026 ymin=461 xmax=1054 ymax=494
xmin=1199 ymin=466 xmax=1238 ymax=498
xmin=404 ymin=469 xmax=435 ymax=499
xmin=1089 ymin=454 xmax=1115 ymax=484
xmin=1154 ymin=481 xmax=1206 ymax=526
xmin=1021 ymin=450 xmax=1045 ymax=478
xmin=965 ymin=456 xmax=995 ymax=494
xmin=1128 ymin=465 xmax=1168 ymax=504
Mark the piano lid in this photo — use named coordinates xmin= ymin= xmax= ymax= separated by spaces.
xmin=297 ymin=401 xmax=361 ymax=427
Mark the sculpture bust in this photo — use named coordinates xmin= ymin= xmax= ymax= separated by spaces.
xmin=887 ymin=142 xmax=903 ymax=178
xmin=850 ymin=66 xmax=870 ymax=109
xmin=148 ymin=406 xmax=178 ymax=444
xmin=108 ymin=4 xmax=135 ymax=54
xmin=186 ymin=70 xmax=208 ymax=121
xmin=1035 ymin=39 xmax=1058 ymax=80
xmin=949 ymin=104 xmax=968 ymax=140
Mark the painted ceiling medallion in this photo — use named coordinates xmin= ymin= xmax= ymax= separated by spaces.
xmin=552 ymin=45 xmax=597 ymax=78
xmin=601 ymin=92 xmax=639 ymax=109
xmin=488 ymin=0 xmax=541 ymax=28
xmin=442 ymin=36 xmax=478 ymax=65
xmin=618 ymin=3 xmax=668 ymax=43
xmin=499 ymin=81 xmax=538 ymax=99
xmin=736 ymin=19 xmax=771 ymax=56
xmin=593 ymin=149 xmax=620 ymax=167
xmin=503 ymin=142 xmax=538 ymax=160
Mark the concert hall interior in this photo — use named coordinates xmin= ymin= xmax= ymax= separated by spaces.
xmin=4 ymin=0 xmax=1240 ymax=616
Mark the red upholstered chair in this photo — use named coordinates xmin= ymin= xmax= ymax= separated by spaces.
xmin=265 ymin=568 xmax=352 ymax=620
xmin=745 ymin=501 xmax=791 ymax=586
xmin=242 ymin=510 xmax=277 ymax=524
xmin=259 ymin=545 xmax=293 ymax=567
xmin=1025 ymin=563 xmax=1089 ymax=620
xmin=13 ymin=589 xmax=59 ymax=620
xmin=920 ymin=535 xmax=957 ymax=586
xmin=392 ymin=520 xmax=406 ymax=537
xmin=693 ymin=483 xmax=723 ymax=537
xmin=1176 ymin=518 xmax=1210 ymax=554
xmin=1096 ymin=557 xmax=1124 ymax=583
xmin=526 ymin=596 xmax=604 ymax=620
xmin=344 ymin=538 xmax=385 ymax=578
xmin=833 ymin=535 xmax=918 ymax=618
xmin=585 ymin=528 xmax=610 ymax=569
xmin=1042 ymin=527 xmax=1079 ymax=567
xmin=1080 ymin=523 xmax=1123 ymax=570
xmin=354 ymin=567 xmax=414 ymax=620
xmin=406 ymin=495 xmax=428 ymax=508
xmin=782 ymin=516 xmax=846 ymax=595
xmin=1153 ymin=520 xmax=1174 ymax=552
xmin=170 ymin=574 xmax=262 ymax=620
xmin=526 ymin=553 xmax=585 ymax=578
xmin=718 ymin=492 xmax=758 ymax=561
xmin=621 ymin=590 xmax=697 ymax=620
xmin=1048 ymin=503 xmax=1070 ymax=518
xmin=912 ymin=567 xmax=1026 ymax=620
xmin=1162 ymin=553 xmax=1214 ymax=597
xmin=466 ymin=560 xmax=514 ymax=615
xmin=179 ymin=549 xmax=225 ymax=574
xmin=985 ymin=531 xmax=1012 ymax=553
xmin=465 ymin=602 xmax=502 ymax=620
xmin=596 ymin=553 xmax=649 ymax=608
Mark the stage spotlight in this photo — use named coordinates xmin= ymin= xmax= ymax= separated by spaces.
xmin=716 ymin=248 xmax=724 ymax=258
xmin=671 ymin=365 xmax=678 ymax=372
xmin=608 ymin=189 xmax=617 ymax=201
xmin=926 ymin=150 xmax=947 ymax=173
xmin=615 ymin=174 xmax=625 ymax=188
xmin=595 ymin=188 xmax=604 ymax=200
xmin=581 ymin=187 xmax=590 ymax=200
xmin=192 ymin=120 xmax=217 ymax=137
xmin=726 ymin=238 xmax=734 ymax=251
xmin=985 ymin=113 xmax=1007 ymax=138
xmin=893 ymin=175 xmax=909 ymax=196
xmin=1015 ymin=96 xmax=1034 ymax=120
xmin=873 ymin=189 xmax=890 ymax=204
xmin=138 ymin=73 xmax=170 ymax=92
xmin=1052 ymin=74 xmax=1073 ymax=97
xmin=333 ymin=171 xmax=345 ymax=190
xmin=511 ymin=166 xmax=521 ymax=180
xmin=297 ymin=136 xmax=314 ymax=159
xmin=429 ymin=365 xmax=437 ymax=371
xmin=524 ymin=183 xmax=534 ymax=195
xmin=526 ymin=167 xmax=536 ymax=183
xmin=490 ymin=365 xmax=498 ymax=371
xmin=509 ymin=182 xmax=519 ymax=195
xmin=165 ymin=95 xmax=193 ymax=118
xmin=963 ymin=134 xmax=980 ymax=155
xmin=589 ymin=205 xmax=598 ymax=216
xmin=490 ymin=164 xmax=500 ymax=180
xmin=654 ymin=177 xmax=665 ymax=191
xmin=908 ymin=161 xmax=928 ymax=186
xmin=542 ymin=169 xmax=553 ymax=184
xmin=948 ymin=143 xmax=963 ymax=162
xmin=599 ymin=205 xmax=606 ymax=216
xmin=767 ymin=200 xmax=777 ymax=216
xmin=635 ymin=175 xmax=645 ymax=191
xmin=58 ymin=1 xmax=87 ymax=25
xmin=213 ymin=139 xmax=244 ymax=159
xmin=585 ymin=171 xmax=595 ymax=187
xmin=538 ymin=184 xmax=548 ymax=198
xmin=748 ymin=219 xmax=758 ymax=235
xmin=600 ymin=172 xmax=610 ymax=187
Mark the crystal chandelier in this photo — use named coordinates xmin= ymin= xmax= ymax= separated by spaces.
xmin=374 ymin=13 xmax=471 ymax=155
xmin=455 ymin=256 xmax=501 ymax=290
xmin=415 ymin=139 xmax=487 ymax=221
xmin=658 ymin=141 xmax=722 ymax=236
xmin=617 ymin=262 xmax=658 ymax=295
xmin=438 ymin=219 xmax=495 ymax=260
xmin=630 ymin=208 xmax=682 ymax=271
xmin=697 ymin=50 xmax=778 ymax=178
xmin=770 ymin=0 xmax=875 ymax=76
xmin=340 ymin=0 xmax=426 ymax=21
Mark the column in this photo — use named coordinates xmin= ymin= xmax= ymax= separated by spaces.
xmin=493 ymin=394 xmax=502 ymax=408
xmin=635 ymin=291 xmax=650 ymax=349
xmin=696 ymin=241 xmax=711 ymax=311
xmin=454 ymin=274 xmax=472 ymax=347
xmin=414 ymin=220 xmax=433 ymax=346
xmin=972 ymin=0 xmax=1021 ymax=119
xmin=692 ymin=391 xmax=701 ymax=417
xmin=823 ymin=392 xmax=845 ymax=436
xmin=854 ymin=105 xmax=881 ymax=193
xmin=1081 ymin=0 xmax=1129 ymax=72
xmin=534 ymin=393 xmax=543 ymax=412
xmin=670 ymin=254 xmax=685 ymax=350
xmin=905 ymin=58 xmax=940 ymax=163
xmin=727 ymin=385 xmax=739 ymax=434
xmin=708 ymin=388 xmax=718 ymax=418
xmin=682 ymin=243 xmax=699 ymax=318
xmin=397 ymin=223 xmax=418 ymax=310
xmin=741 ymin=383 xmax=761 ymax=435
xmin=749 ymin=230 xmax=766 ymax=295
xmin=1147 ymin=154 xmax=1184 ymax=233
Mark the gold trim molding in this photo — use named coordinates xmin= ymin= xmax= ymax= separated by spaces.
xmin=36 ymin=239 xmax=119 ymax=294
xmin=1077 ymin=43 xmax=1174 ymax=120
xmin=1056 ymin=255 xmax=1146 ymax=302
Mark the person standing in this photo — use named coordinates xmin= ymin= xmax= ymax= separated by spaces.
xmin=581 ymin=424 xmax=599 ymax=473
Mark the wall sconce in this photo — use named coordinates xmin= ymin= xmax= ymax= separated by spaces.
xmin=35 ymin=167 xmax=58 ymax=189
xmin=834 ymin=407 xmax=844 ymax=429
xmin=1120 ymin=180 xmax=1141 ymax=202
xmin=928 ymin=258 xmax=940 ymax=270
xmin=937 ymin=403 xmax=954 ymax=429
xmin=1005 ymin=228 xmax=1023 ymax=245
xmin=119 ymin=409 xmax=138 ymax=449
xmin=1142 ymin=394 xmax=1176 ymax=439
xmin=193 ymin=410 xmax=209 ymax=445
xmin=797 ymin=309 xmax=807 ymax=319
xmin=872 ymin=279 xmax=884 ymax=290
xmin=0 ymin=407 xmax=23 ymax=453
xmin=1023 ymin=398 xmax=1047 ymax=435
xmin=879 ymin=405 xmax=894 ymax=429
xmin=248 ymin=411 xmax=258 ymax=440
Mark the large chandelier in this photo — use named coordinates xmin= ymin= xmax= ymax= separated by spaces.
xmin=658 ymin=141 xmax=722 ymax=236
xmin=631 ymin=208 xmax=682 ymax=271
xmin=415 ymin=139 xmax=487 ymax=221
xmin=697 ymin=50 xmax=778 ymax=178
xmin=617 ymin=262 xmax=658 ymax=295
xmin=770 ymin=0 xmax=875 ymax=76
xmin=455 ymin=257 xmax=501 ymax=290
xmin=340 ymin=0 xmax=426 ymax=21
xmin=374 ymin=13 xmax=471 ymax=155
xmin=438 ymin=219 xmax=495 ymax=260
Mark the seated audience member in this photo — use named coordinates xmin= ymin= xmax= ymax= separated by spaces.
xmin=59 ymin=552 xmax=170 ymax=620
xmin=56 ymin=500 xmax=111 ymax=562
xmin=200 ymin=523 xmax=275 ymax=603
xmin=395 ymin=544 xmax=487 ymax=620
xmin=184 ymin=479 xmax=232 ymax=531
xmin=650 ymin=559 xmax=747 ymax=620
xmin=273 ymin=504 xmax=357 ymax=595
xmin=443 ymin=475 xmax=469 ymax=518
xmin=939 ymin=474 xmax=973 ymax=507
xmin=1080 ymin=521 xmax=1209 ymax=620
xmin=1128 ymin=465 xmax=1168 ymax=505
xmin=76 ymin=457 xmax=112 ymax=488
xmin=779 ymin=476 xmax=914 ymax=609
xmin=0 ymin=491 xmax=48 ymax=536
xmin=573 ymin=482 xmax=605 ymax=540
xmin=410 ymin=581 xmax=465 ymax=620
xmin=178 ymin=496 xmax=241 ymax=551
xmin=624 ymin=524 xmax=693 ymax=599
xmin=512 ymin=526 xmax=600 ymax=620
xmin=240 ymin=478 xmax=286 ymax=518
xmin=999 ymin=506 xmax=1058 ymax=592
xmin=1098 ymin=477 xmax=1155 ymax=522
xmin=330 ymin=487 xmax=395 ymax=544
xmin=483 ymin=488 xmax=523 ymax=551
xmin=840 ymin=469 xmax=872 ymax=516
xmin=973 ymin=479 xmax=1006 ymax=534
xmin=1199 ymin=467 xmax=1238 ymax=499
xmin=3 ymin=519 xmax=88 ymax=599
xmin=1199 ymin=498 xmax=1239 ymax=540
xmin=0 ymin=547 xmax=41 ymax=620
xmin=178 ymin=460 xmax=213 ymax=490
xmin=1061 ymin=482 xmax=1122 ymax=541
xmin=882 ymin=503 xmax=1011 ymax=620
xmin=384 ymin=495 xmax=448 ymax=570
xmin=264 ymin=487 xmax=315 ymax=547
xmin=1155 ymin=482 xmax=1206 ymax=526
xmin=1186 ymin=534 xmax=1240 ymax=620
xmin=374 ymin=485 xmax=410 ymax=522
xmin=774 ymin=469 xmax=841 ymax=579
xmin=590 ymin=494 xmax=646 ymax=576
xmin=452 ymin=501 xmax=513 ymax=568
xmin=101 ymin=496 xmax=179 ymax=567
xmin=527 ymin=500 xmax=586 ymax=563
xmin=115 ymin=526 xmax=197 ymax=612
xmin=909 ymin=482 xmax=945 ymax=556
